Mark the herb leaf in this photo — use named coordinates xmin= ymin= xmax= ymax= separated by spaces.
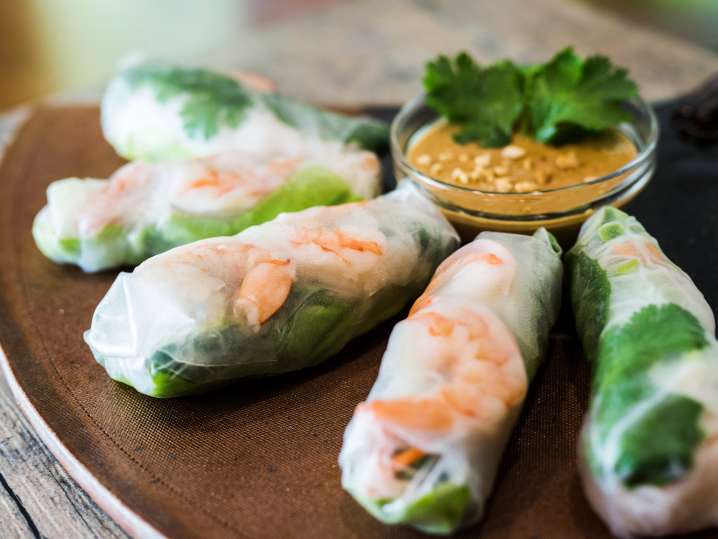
xmin=592 ymin=303 xmax=707 ymax=486
xmin=424 ymin=53 xmax=524 ymax=147
xmin=423 ymin=48 xmax=639 ymax=146
xmin=525 ymin=48 xmax=639 ymax=143
xmin=125 ymin=64 xmax=253 ymax=140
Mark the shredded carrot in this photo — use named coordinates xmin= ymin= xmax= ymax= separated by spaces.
xmin=392 ymin=447 xmax=425 ymax=469
xmin=612 ymin=240 xmax=664 ymax=264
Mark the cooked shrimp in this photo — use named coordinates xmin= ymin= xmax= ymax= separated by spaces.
xmin=78 ymin=162 xmax=153 ymax=235
xmin=342 ymin=238 xmax=528 ymax=500
xmin=182 ymin=168 xmax=243 ymax=196
xmin=233 ymin=259 xmax=294 ymax=329
xmin=411 ymin=239 xmax=516 ymax=315
xmin=609 ymin=237 xmax=665 ymax=265
xmin=76 ymin=154 xmax=308 ymax=237
xmin=360 ymin=307 xmax=525 ymax=436
xmin=292 ymin=227 xmax=383 ymax=262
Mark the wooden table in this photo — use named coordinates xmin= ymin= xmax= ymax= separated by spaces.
xmin=0 ymin=1 xmax=716 ymax=536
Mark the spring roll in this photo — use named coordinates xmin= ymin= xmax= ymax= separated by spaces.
xmin=33 ymin=149 xmax=380 ymax=272
xmin=102 ymin=60 xmax=389 ymax=162
xmin=567 ymin=207 xmax=718 ymax=537
xmin=339 ymin=228 xmax=563 ymax=534
xmin=84 ymin=182 xmax=459 ymax=398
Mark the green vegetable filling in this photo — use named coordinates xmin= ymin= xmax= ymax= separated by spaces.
xmin=123 ymin=63 xmax=389 ymax=151
xmin=125 ymin=224 xmax=447 ymax=397
xmin=38 ymin=167 xmax=359 ymax=271
xmin=567 ymin=251 xmax=610 ymax=359
xmin=591 ymin=303 xmax=707 ymax=487
xmin=598 ymin=222 xmax=625 ymax=242
xmin=125 ymin=63 xmax=252 ymax=140
xmin=261 ymin=93 xmax=389 ymax=153
xmin=366 ymin=483 xmax=472 ymax=535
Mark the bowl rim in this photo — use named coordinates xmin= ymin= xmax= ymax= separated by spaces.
xmin=390 ymin=93 xmax=660 ymax=196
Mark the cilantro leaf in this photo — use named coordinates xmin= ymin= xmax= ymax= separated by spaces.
xmin=591 ymin=303 xmax=708 ymax=486
xmin=424 ymin=53 xmax=524 ymax=147
xmin=422 ymin=48 xmax=639 ymax=146
xmin=525 ymin=48 xmax=639 ymax=143
xmin=125 ymin=64 xmax=253 ymax=140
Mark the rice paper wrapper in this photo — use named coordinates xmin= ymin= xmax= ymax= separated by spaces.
xmin=567 ymin=206 xmax=718 ymax=538
xmin=340 ymin=228 xmax=563 ymax=534
xmin=33 ymin=147 xmax=381 ymax=272
xmin=101 ymin=60 xmax=389 ymax=162
xmin=84 ymin=182 xmax=459 ymax=397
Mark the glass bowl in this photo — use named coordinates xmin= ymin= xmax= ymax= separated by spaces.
xmin=391 ymin=94 xmax=659 ymax=244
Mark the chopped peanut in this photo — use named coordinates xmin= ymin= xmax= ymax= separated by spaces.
xmin=494 ymin=178 xmax=511 ymax=193
xmin=515 ymin=180 xmax=538 ymax=192
xmin=474 ymin=154 xmax=491 ymax=168
xmin=556 ymin=152 xmax=580 ymax=170
xmin=451 ymin=168 xmax=468 ymax=184
xmin=501 ymin=145 xmax=526 ymax=160
xmin=416 ymin=154 xmax=432 ymax=166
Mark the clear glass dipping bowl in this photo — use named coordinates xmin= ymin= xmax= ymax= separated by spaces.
xmin=391 ymin=94 xmax=659 ymax=244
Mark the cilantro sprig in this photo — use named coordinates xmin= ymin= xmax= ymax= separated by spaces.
xmin=125 ymin=63 xmax=253 ymax=140
xmin=423 ymin=48 xmax=639 ymax=147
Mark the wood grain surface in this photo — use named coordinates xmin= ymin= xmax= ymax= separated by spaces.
xmin=0 ymin=107 xmax=128 ymax=539
xmin=0 ymin=106 xmax=715 ymax=539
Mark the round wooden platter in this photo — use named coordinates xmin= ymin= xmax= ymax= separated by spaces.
xmin=0 ymin=105 xmax=712 ymax=539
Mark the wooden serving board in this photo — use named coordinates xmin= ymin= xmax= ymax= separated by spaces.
xmin=0 ymin=105 xmax=715 ymax=539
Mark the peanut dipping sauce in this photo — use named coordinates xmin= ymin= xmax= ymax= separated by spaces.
xmin=407 ymin=121 xmax=637 ymax=194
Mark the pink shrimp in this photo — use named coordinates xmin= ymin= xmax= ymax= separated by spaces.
xmin=351 ymin=240 xmax=524 ymax=488
xmin=78 ymin=162 xmax=153 ymax=235
xmin=410 ymin=239 xmax=516 ymax=315
xmin=179 ymin=156 xmax=303 ymax=199
xmin=291 ymin=227 xmax=383 ymax=262
xmin=233 ymin=258 xmax=294 ymax=328
xmin=165 ymin=240 xmax=295 ymax=329
xmin=361 ymin=307 xmax=525 ymax=434
xmin=610 ymin=238 xmax=666 ymax=265
xmin=181 ymin=168 xmax=243 ymax=196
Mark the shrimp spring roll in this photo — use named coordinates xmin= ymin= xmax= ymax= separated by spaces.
xmin=102 ymin=60 xmax=389 ymax=162
xmin=33 ymin=150 xmax=380 ymax=272
xmin=84 ymin=182 xmax=459 ymax=398
xmin=339 ymin=228 xmax=563 ymax=534
xmin=568 ymin=207 xmax=718 ymax=537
